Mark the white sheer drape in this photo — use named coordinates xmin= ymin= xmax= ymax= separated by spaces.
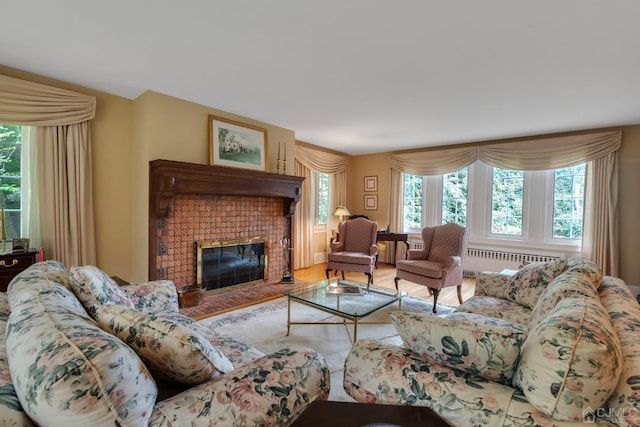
xmin=294 ymin=159 xmax=313 ymax=269
xmin=21 ymin=126 xmax=41 ymax=248
xmin=0 ymin=74 xmax=96 ymax=266
xmin=389 ymin=130 xmax=621 ymax=275
xmin=582 ymin=152 xmax=619 ymax=275
xmin=294 ymin=145 xmax=348 ymax=269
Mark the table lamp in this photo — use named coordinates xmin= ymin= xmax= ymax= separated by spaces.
xmin=333 ymin=205 xmax=351 ymax=222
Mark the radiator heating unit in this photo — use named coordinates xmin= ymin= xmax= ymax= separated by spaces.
xmin=408 ymin=239 xmax=560 ymax=277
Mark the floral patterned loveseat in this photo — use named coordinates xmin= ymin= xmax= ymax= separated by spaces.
xmin=344 ymin=257 xmax=640 ymax=426
xmin=0 ymin=261 xmax=330 ymax=426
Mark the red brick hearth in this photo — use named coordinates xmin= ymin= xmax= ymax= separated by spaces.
xmin=148 ymin=160 xmax=304 ymax=292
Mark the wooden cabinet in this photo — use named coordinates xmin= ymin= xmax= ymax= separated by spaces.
xmin=0 ymin=250 xmax=38 ymax=292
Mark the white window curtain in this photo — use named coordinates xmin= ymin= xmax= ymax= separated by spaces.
xmin=389 ymin=130 xmax=621 ymax=275
xmin=294 ymin=145 xmax=348 ymax=269
xmin=0 ymin=74 xmax=96 ymax=266
xmin=21 ymin=126 xmax=40 ymax=248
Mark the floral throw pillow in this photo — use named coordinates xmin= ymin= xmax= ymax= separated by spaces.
xmin=505 ymin=259 xmax=567 ymax=309
xmin=96 ymin=304 xmax=234 ymax=385
xmin=391 ymin=311 xmax=528 ymax=385
xmin=513 ymin=295 xmax=622 ymax=421
xmin=69 ymin=265 xmax=135 ymax=317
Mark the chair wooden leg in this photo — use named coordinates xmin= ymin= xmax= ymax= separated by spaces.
xmin=341 ymin=271 xmax=345 ymax=280
xmin=457 ymin=285 xmax=463 ymax=304
xmin=365 ymin=273 xmax=372 ymax=289
xmin=394 ymin=277 xmax=400 ymax=291
xmin=325 ymin=268 xmax=331 ymax=280
xmin=431 ymin=288 xmax=440 ymax=313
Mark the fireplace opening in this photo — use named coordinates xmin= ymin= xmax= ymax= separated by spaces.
xmin=196 ymin=237 xmax=267 ymax=291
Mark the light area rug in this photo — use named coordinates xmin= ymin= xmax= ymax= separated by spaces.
xmin=199 ymin=295 xmax=454 ymax=402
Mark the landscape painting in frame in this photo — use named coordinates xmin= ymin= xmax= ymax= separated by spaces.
xmin=209 ymin=115 xmax=267 ymax=171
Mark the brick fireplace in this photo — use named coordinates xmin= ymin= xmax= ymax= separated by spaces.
xmin=148 ymin=160 xmax=304 ymax=292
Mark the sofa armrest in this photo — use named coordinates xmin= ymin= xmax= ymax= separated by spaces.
xmin=149 ymin=347 xmax=330 ymax=427
xmin=122 ymin=280 xmax=179 ymax=314
xmin=344 ymin=340 xmax=516 ymax=427
xmin=474 ymin=272 xmax=511 ymax=299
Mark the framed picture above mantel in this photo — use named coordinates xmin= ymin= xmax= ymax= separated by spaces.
xmin=208 ymin=115 xmax=268 ymax=171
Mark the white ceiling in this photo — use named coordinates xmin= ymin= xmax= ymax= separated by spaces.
xmin=2 ymin=1 xmax=640 ymax=155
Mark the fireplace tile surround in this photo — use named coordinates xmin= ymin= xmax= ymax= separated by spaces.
xmin=148 ymin=160 xmax=304 ymax=293
xmin=155 ymin=194 xmax=285 ymax=287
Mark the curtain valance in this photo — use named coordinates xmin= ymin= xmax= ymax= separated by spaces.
xmin=390 ymin=130 xmax=621 ymax=175
xmin=0 ymin=74 xmax=95 ymax=125
xmin=295 ymin=145 xmax=347 ymax=174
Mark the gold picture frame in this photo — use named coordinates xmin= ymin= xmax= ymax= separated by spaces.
xmin=364 ymin=195 xmax=378 ymax=210
xmin=12 ymin=238 xmax=29 ymax=253
xmin=364 ymin=176 xmax=378 ymax=192
xmin=208 ymin=115 xmax=268 ymax=171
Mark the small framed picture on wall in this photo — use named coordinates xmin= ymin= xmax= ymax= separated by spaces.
xmin=364 ymin=195 xmax=378 ymax=210
xmin=364 ymin=176 xmax=378 ymax=192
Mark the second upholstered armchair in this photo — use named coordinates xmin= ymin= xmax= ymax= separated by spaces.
xmin=326 ymin=217 xmax=378 ymax=287
xmin=394 ymin=223 xmax=469 ymax=312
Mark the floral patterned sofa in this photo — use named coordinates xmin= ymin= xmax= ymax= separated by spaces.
xmin=0 ymin=261 xmax=330 ymax=426
xmin=344 ymin=257 xmax=640 ymax=426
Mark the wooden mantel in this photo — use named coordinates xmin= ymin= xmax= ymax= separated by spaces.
xmin=149 ymin=159 xmax=304 ymax=218
xmin=148 ymin=159 xmax=304 ymax=281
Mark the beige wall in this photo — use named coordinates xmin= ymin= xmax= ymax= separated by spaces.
xmin=129 ymin=91 xmax=296 ymax=282
xmin=0 ymin=65 xmax=135 ymax=280
xmin=3 ymin=65 xmax=639 ymax=285
xmin=347 ymin=126 xmax=640 ymax=286
xmin=0 ymin=66 xmax=295 ymax=282
xmin=618 ymin=126 xmax=640 ymax=286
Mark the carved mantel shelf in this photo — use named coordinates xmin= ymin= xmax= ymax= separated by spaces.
xmin=148 ymin=159 xmax=305 ymax=281
xmin=149 ymin=159 xmax=304 ymax=218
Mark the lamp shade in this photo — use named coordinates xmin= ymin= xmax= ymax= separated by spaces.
xmin=333 ymin=206 xmax=351 ymax=218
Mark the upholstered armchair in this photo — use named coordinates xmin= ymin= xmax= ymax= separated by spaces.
xmin=326 ymin=217 xmax=378 ymax=287
xmin=394 ymin=223 xmax=470 ymax=312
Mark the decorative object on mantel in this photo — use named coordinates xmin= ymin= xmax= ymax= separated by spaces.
xmin=282 ymin=141 xmax=287 ymax=175
xmin=333 ymin=205 xmax=351 ymax=222
xmin=277 ymin=141 xmax=281 ymax=174
xmin=208 ymin=115 xmax=268 ymax=172
xmin=276 ymin=141 xmax=287 ymax=175
xmin=279 ymin=237 xmax=293 ymax=283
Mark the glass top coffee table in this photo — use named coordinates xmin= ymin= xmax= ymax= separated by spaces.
xmin=282 ymin=279 xmax=406 ymax=342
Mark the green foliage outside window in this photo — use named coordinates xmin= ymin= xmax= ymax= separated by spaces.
xmin=0 ymin=124 xmax=22 ymax=238
xmin=442 ymin=167 xmax=467 ymax=226
xmin=553 ymin=164 xmax=585 ymax=239
xmin=316 ymin=172 xmax=329 ymax=225
xmin=403 ymin=174 xmax=422 ymax=229
xmin=491 ymin=168 xmax=523 ymax=235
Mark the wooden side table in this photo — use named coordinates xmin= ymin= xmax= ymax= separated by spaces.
xmin=376 ymin=231 xmax=409 ymax=266
xmin=0 ymin=250 xmax=39 ymax=292
xmin=290 ymin=400 xmax=451 ymax=427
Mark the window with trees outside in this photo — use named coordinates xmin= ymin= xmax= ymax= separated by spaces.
xmin=0 ymin=124 xmax=24 ymax=239
xmin=315 ymin=172 xmax=329 ymax=226
xmin=403 ymin=161 xmax=586 ymax=251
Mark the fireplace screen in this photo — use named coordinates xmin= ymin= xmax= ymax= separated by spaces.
xmin=196 ymin=237 xmax=267 ymax=290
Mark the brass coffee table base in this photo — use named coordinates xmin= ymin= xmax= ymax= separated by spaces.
xmin=285 ymin=291 xmax=403 ymax=343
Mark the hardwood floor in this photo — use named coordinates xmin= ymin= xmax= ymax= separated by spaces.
xmin=294 ymin=262 xmax=476 ymax=308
